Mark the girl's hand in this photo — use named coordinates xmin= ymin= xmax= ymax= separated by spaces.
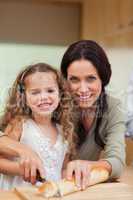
xmin=18 ymin=145 xmax=45 ymax=184
xmin=66 ymin=160 xmax=92 ymax=190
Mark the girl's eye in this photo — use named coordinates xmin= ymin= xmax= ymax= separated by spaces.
xmin=47 ymin=89 xmax=55 ymax=93
xmin=31 ymin=91 xmax=40 ymax=95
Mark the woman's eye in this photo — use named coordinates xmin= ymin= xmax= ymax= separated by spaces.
xmin=86 ymin=76 xmax=96 ymax=82
xmin=69 ymin=77 xmax=79 ymax=83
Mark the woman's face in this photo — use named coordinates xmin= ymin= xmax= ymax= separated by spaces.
xmin=67 ymin=59 xmax=102 ymax=109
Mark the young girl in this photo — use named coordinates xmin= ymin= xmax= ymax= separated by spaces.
xmin=0 ymin=63 xmax=77 ymax=190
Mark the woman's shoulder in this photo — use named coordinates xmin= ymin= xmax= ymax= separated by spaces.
xmin=106 ymin=94 xmax=122 ymax=110
xmin=105 ymin=94 xmax=124 ymax=121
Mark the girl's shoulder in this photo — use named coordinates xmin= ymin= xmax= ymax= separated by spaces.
xmin=20 ymin=118 xmax=42 ymax=143
xmin=22 ymin=118 xmax=38 ymax=131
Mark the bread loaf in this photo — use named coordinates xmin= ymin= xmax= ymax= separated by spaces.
xmin=37 ymin=167 xmax=109 ymax=197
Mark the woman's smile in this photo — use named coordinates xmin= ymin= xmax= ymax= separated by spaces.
xmin=67 ymin=59 xmax=102 ymax=108
xmin=79 ymin=94 xmax=92 ymax=100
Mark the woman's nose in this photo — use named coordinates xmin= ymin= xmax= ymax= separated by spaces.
xmin=79 ymin=81 xmax=88 ymax=93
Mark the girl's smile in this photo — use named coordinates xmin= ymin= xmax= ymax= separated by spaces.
xmin=25 ymin=71 xmax=60 ymax=117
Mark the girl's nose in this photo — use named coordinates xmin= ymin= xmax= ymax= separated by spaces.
xmin=40 ymin=92 xmax=48 ymax=100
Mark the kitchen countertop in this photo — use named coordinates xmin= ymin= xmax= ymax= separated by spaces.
xmin=0 ymin=166 xmax=133 ymax=200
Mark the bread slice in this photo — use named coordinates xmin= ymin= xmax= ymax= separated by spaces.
xmin=37 ymin=167 xmax=109 ymax=197
xmin=38 ymin=181 xmax=59 ymax=198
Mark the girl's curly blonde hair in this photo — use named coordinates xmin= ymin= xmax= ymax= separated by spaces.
xmin=0 ymin=63 xmax=77 ymax=159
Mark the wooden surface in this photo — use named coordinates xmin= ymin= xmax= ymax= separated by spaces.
xmin=82 ymin=0 xmax=133 ymax=47
xmin=126 ymin=138 xmax=133 ymax=165
xmin=119 ymin=166 xmax=133 ymax=185
xmin=0 ymin=167 xmax=133 ymax=200
xmin=0 ymin=182 xmax=133 ymax=200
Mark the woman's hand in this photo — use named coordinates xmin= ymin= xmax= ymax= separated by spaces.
xmin=65 ymin=160 xmax=92 ymax=190
xmin=0 ymin=135 xmax=45 ymax=184
xmin=65 ymin=159 xmax=111 ymax=190
xmin=18 ymin=144 xmax=45 ymax=184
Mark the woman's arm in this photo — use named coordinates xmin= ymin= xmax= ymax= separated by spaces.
xmin=0 ymin=135 xmax=44 ymax=184
xmin=0 ymin=133 xmax=24 ymax=157
xmin=101 ymin=97 xmax=126 ymax=179
xmin=0 ymin=118 xmax=23 ymax=157
xmin=0 ymin=120 xmax=23 ymax=175
xmin=0 ymin=155 xmax=20 ymax=176
xmin=65 ymin=98 xmax=125 ymax=189
xmin=0 ymin=120 xmax=45 ymax=184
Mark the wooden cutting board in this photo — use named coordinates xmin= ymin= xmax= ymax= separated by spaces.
xmin=14 ymin=186 xmax=49 ymax=200
xmin=14 ymin=186 xmax=59 ymax=200
xmin=14 ymin=182 xmax=133 ymax=200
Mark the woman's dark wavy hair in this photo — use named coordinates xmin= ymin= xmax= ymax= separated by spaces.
xmin=61 ymin=40 xmax=112 ymax=148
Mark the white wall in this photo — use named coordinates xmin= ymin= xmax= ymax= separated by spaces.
xmin=107 ymin=48 xmax=133 ymax=112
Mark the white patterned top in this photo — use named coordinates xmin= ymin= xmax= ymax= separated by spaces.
xmin=0 ymin=119 xmax=68 ymax=190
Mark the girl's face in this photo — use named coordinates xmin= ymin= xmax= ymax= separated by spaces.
xmin=67 ymin=59 xmax=102 ymax=109
xmin=25 ymin=71 xmax=60 ymax=117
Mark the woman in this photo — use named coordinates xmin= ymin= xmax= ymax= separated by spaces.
xmin=60 ymin=40 xmax=125 ymax=189
xmin=0 ymin=40 xmax=125 ymax=189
